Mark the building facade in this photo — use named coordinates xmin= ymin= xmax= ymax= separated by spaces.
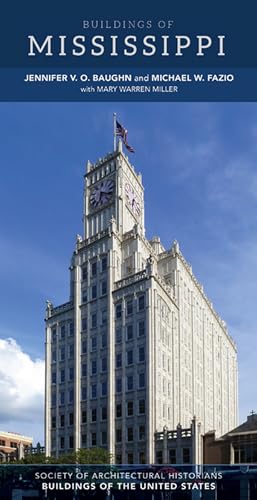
xmin=0 ymin=431 xmax=32 ymax=462
xmin=45 ymin=141 xmax=238 ymax=463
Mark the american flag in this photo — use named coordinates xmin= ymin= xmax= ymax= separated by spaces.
xmin=116 ymin=120 xmax=127 ymax=141
xmin=115 ymin=119 xmax=135 ymax=153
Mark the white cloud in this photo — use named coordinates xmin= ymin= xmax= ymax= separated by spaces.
xmin=0 ymin=338 xmax=44 ymax=430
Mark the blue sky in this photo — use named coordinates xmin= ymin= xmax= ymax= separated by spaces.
xmin=0 ymin=102 xmax=257 ymax=444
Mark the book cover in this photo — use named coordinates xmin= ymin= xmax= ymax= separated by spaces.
xmin=0 ymin=1 xmax=256 ymax=499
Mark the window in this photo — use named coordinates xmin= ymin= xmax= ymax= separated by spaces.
xmin=139 ymin=451 xmax=146 ymax=464
xmin=102 ymin=407 xmax=107 ymax=420
xmin=69 ymin=367 xmax=74 ymax=381
xmin=169 ymin=449 xmax=176 ymax=464
xmin=126 ymin=299 xmax=133 ymax=315
xmin=138 ymin=295 xmax=145 ymax=311
xmin=81 ymin=340 xmax=87 ymax=354
xmin=127 ymin=453 xmax=134 ymax=464
xmin=102 ymin=381 xmax=107 ymax=396
xmin=69 ymin=413 xmax=74 ymax=426
xmin=139 ymin=425 xmax=145 ymax=440
xmin=82 ymin=410 xmax=87 ymax=423
xmin=81 ymin=317 xmax=87 ymax=331
xmin=91 ymin=384 xmax=97 ymax=398
xmin=101 ymin=281 xmax=107 ymax=295
xmin=138 ymin=321 xmax=145 ymax=337
xmin=138 ymin=346 xmax=145 ymax=362
xmin=60 ymin=391 xmax=65 ymax=405
xmin=68 ymin=344 xmax=74 ymax=359
xmin=82 ymin=363 xmax=87 ymax=377
xmin=91 ymin=261 xmax=97 ymax=277
xmin=102 ymin=431 xmax=107 ymax=445
xmin=127 ymin=375 xmax=133 ymax=391
xmin=60 ymin=325 xmax=65 ymax=339
xmin=60 ymin=414 xmax=65 ymax=427
xmin=116 ymin=352 xmax=122 ymax=368
xmin=92 ymin=408 xmax=97 ymax=422
xmin=116 ymin=377 xmax=122 ymax=393
xmin=101 ymin=357 xmax=107 ymax=372
xmin=127 ymin=350 xmax=133 ymax=365
xmin=60 ymin=346 xmax=65 ymax=361
xmin=116 ymin=428 xmax=122 ymax=442
xmin=115 ymin=327 xmax=122 ymax=343
xmin=60 ymin=369 xmax=65 ymax=383
xmin=60 ymin=437 xmax=65 ymax=449
xmin=127 ymin=324 xmax=133 ymax=340
xmin=52 ymin=328 xmax=57 ymax=342
xmin=91 ymin=285 xmax=97 ymax=300
xmin=82 ymin=434 xmax=87 ymax=446
xmin=91 ymin=432 xmax=97 ymax=446
xmin=91 ymin=313 xmax=97 ymax=328
xmin=82 ymin=266 xmax=87 ymax=281
xmin=116 ymin=403 xmax=122 ymax=418
xmin=101 ymin=256 xmax=107 ymax=272
xmin=116 ymin=303 xmax=122 ymax=319
xmin=156 ymin=450 xmax=163 ymax=464
xmin=139 ymin=399 xmax=145 ymax=414
xmin=102 ymin=309 xmax=107 ymax=325
xmin=139 ymin=372 xmax=145 ymax=388
xmin=69 ymin=436 xmax=74 ymax=449
xmin=81 ymin=387 xmax=87 ymax=400
xmin=52 ymin=350 xmax=56 ymax=362
xmin=51 ymin=416 xmax=56 ymax=429
xmin=183 ymin=448 xmax=190 ymax=464
xmin=127 ymin=401 xmax=133 ymax=416
xmin=82 ymin=289 xmax=88 ymax=303
xmin=69 ymin=322 xmax=74 ymax=336
xmin=69 ymin=389 xmax=74 ymax=404
xmin=91 ymin=336 xmax=97 ymax=351
xmin=91 ymin=360 xmax=97 ymax=375
xmin=51 ymin=393 xmax=56 ymax=406
xmin=127 ymin=427 xmax=133 ymax=441
xmin=102 ymin=334 xmax=107 ymax=348
xmin=52 ymin=371 xmax=56 ymax=384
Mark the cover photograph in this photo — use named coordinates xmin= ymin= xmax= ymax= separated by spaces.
xmin=0 ymin=1 xmax=257 ymax=499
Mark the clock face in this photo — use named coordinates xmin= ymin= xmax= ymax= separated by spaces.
xmin=90 ymin=179 xmax=114 ymax=208
xmin=125 ymin=183 xmax=141 ymax=216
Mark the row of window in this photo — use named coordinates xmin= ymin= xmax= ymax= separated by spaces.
xmin=52 ymin=345 xmax=74 ymax=362
xmin=115 ymin=295 xmax=145 ymax=318
xmin=51 ymin=399 xmax=145 ymax=430
xmin=81 ymin=281 xmax=107 ymax=303
xmin=82 ymin=256 xmax=107 ymax=281
xmin=52 ymin=316 xmax=146 ymax=345
xmin=52 ymin=323 xmax=74 ymax=341
xmin=116 ymin=425 xmax=145 ymax=442
xmin=156 ymin=447 xmax=190 ymax=464
xmin=52 ymin=373 xmax=146 ymax=405
xmin=116 ymin=451 xmax=146 ymax=465
xmin=116 ymin=346 xmax=145 ymax=367
xmin=56 ymin=425 xmax=146 ymax=451
xmin=116 ymin=372 xmax=145 ymax=392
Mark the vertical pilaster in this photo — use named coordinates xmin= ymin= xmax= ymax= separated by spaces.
xmin=74 ymin=264 xmax=81 ymax=451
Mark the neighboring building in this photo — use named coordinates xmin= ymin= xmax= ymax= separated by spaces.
xmin=155 ymin=418 xmax=202 ymax=465
xmin=204 ymin=411 xmax=257 ymax=464
xmin=0 ymin=431 xmax=32 ymax=462
xmin=45 ymin=141 xmax=238 ymax=463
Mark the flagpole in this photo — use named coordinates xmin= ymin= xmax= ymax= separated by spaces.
xmin=113 ymin=112 xmax=117 ymax=151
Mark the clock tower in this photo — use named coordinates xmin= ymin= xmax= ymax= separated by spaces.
xmin=83 ymin=140 xmax=145 ymax=239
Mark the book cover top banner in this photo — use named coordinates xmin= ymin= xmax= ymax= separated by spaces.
xmin=1 ymin=0 xmax=257 ymax=101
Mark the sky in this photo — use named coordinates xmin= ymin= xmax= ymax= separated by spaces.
xmin=0 ymin=102 xmax=257 ymax=444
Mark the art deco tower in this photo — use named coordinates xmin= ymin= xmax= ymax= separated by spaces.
xmin=45 ymin=140 xmax=238 ymax=464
